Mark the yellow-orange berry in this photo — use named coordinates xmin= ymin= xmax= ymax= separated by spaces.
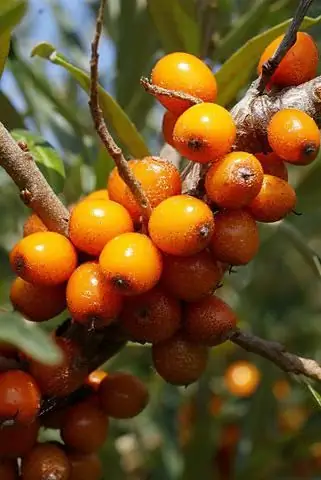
xmin=224 ymin=361 xmax=261 ymax=397
xmin=0 ymin=420 xmax=40 ymax=458
xmin=10 ymin=232 xmax=77 ymax=286
xmin=99 ymin=232 xmax=162 ymax=295
xmin=162 ymin=111 xmax=179 ymax=147
xmin=151 ymin=52 xmax=217 ymax=115
xmin=83 ymin=189 xmax=109 ymax=202
xmin=205 ymin=152 xmax=264 ymax=209
xmin=85 ymin=370 xmax=108 ymax=392
xmin=67 ymin=451 xmax=102 ymax=480
xmin=173 ymin=103 xmax=236 ymax=163
xmin=21 ymin=443 xmax=71 ymax=480
xmin=149 ymin=195 xmax=214 ymax=256
xmin=256 ymin=152 xmax=288 ymax=180
xmin=0 ymin=459 xmax=19 ymax=479
xmin=268 ymin=109 xmax=320 ymax=165
xmin=23 ymin=214 xmax=47 ymax=237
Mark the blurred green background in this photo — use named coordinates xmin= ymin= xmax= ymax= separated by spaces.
xmin=1 ymin=0 xmax=321 ymax=478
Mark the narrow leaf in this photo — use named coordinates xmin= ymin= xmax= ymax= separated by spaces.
xmin=303 ymin=378 xmax=321 ymax=408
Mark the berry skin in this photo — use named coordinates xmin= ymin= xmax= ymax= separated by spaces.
xmin=0 ymin=459 xmax=19 ymax=480
xmin=10 ymin=232 xmax=77 ymax=287
xmin=258 ymin=32 xmax=318 ymax=87
xmin=61 ymin=401 xmax=109 ymax=453
xmin=210 ymin=210 xmax=259 ymax=265
xmin=152 ymin=334 xmax=208 ymax=385
xmin=161 ymin=250 xmax=222 ymax=302
xmin=10 ymin=278 xmax=66 ymax=322
xmin=85 ymin=370 xmax=108 ymax=392
xmin=99 ymin=232 xmax=162 ymax=295
xmin=256 ymin=152 xmax=288 ymax=180
xmin=99 ymin=372 xmax=149 ymax=419
xmin=184 ymin=295 xmax=237 ymax=346
xmin=267 ymin=109 xmax=320 ymax=165
xmin=21 ymin=443 xmax=71 ymax=480
xmin=224 ymin=360 xmax=261 ymax=397
xmin=247 ymin=174 xmax=296 ymax=223
xmin=67 ymin=451 xmax=102 ymax=480
xmin=151 ymin=52 xmax=217 ymax=115
xmin=66 ymin=262 xmax=123 ymax=328
xmin=148 ymin=195 xmax=214 ymax=256
xmin=69 ymin=199 xmax=133 ymax=256
xmin=173 ymin=103 xmax=236 ymax=163
xmin=83 ymin=189 xmax=109 ymax=202
xmin=0 ymin=420 xmax=40 ymax=458
xmin=205 ymin=152 xmax=264 ymax=209
xmin=162 ymin=111 xmax=179 ymax=147
xmin=108 ymin=157 xmax=181 ymax=223
xmin=23 ymin=214 xmax=47 ymax=237
xmin=119 ymin=286 xmax=181 ymax=343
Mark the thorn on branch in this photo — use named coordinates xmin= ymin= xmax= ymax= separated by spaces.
xmin=140 ymin=77 xmax=202 ymax=106
xmin=20 ymin=188 xmax=32 ymax=205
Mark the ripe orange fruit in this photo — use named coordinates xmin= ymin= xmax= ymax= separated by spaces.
xmin=69 ymin=199 xmax=133 ymax=256
xmin=66 ymin=262 xmax=123 ymax=328
xmin=85 ymin=370 xmax=108 ymax=392
xmin=224 ymin=360 xmax=261 ymax=397
xmin=173 ymin=103 xmax=236 ymax=163
xmin=83 ymin=189 xmax=109 ymax=202
xmin=151 ymin=52 xmax=217 ymax=114
xmin=23 ymin=213 xmax=47 ymax=237
xmin=61 ymin=401 xmax=109 ymax=453
xmin=119 ymin=286 xmax=181 ymax=343
xmin=99 ymin=232 xmax=162 ymax=295
xmin=10 ymin=277 xmax=66 ymax=322
xmin=152 ymin=334 xmax=208 ymax=385
xmin=0 ymin=420 xmax=40 ymax=458
xmin=99 ymin=372 xmax=149 ymax=419
xmin=107 ymin=157 xmax=182 ymax=223
xmin=67 ymin=451 xmax=102 ymax=480
xmin=148 ymin=195 xmax=214 ymax=256
xmin=272 ymin=379 xmax=291 ymax=401
xmin=0 ymin=459 xmax=19 ymax=479
xmin=205 ymin=152 xmax=264 ymax=209
xmin=256 ymin=152 xmax=288 ymax=180
xmin=184 ymin=295 xmax=237 ymax=346
xmin=162 ymin=111 xmax=179 ymax=147
xmin=258 ymin=32 xmax=318 ymax=87
xmin=267 ymin=109 xmax=320 ymax=165
xmin=21 ymin=443 xmax=71 ymax=480
xmin=210 ymin=210 xmax=259 ymax=265
xmin=161 ymin=250 xmax=222 ymax=301
xmin=247 ymin=174 xmax=296 ymax=222
xmin=10 ymin=232 xmax=77 ymax=286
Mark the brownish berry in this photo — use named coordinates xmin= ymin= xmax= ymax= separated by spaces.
xmin=256 ymin=152 xmax=288 ymax=180
xmin=23 ymin=214 xmax=47 ymax=237
xmin=0 ymin=459 xmax=19 ymax=480
xmin=0 ymin=420 xmax=40 ymax=458
xmin=67 ymin=451 xmax=102 ymax=480
xmin=21 ymin=442 xmax=71 ymax=480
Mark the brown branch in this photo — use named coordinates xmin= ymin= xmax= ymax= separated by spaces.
xmin=89 ymin=0 xmax=152 ymax=223
xmin=140 ymin=77 xmax=202 ymax=106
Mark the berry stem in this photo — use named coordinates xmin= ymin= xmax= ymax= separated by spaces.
xmin=140 ymin=77 xmax=203 ymax=106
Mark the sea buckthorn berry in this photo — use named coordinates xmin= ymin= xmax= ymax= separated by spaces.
xmin=173 ymin=103 xmax=236 ymax=163
xmin=85 ymin=370 xmax=108 ymax=392
xmin=119 ymin=287 xmax=181 ymax=343
xmin=148 ymin=195 xmax=214 ymax=256
xmin=184 ymin=295 xmax=237 ymax=346
xmin=0 ymin=459 xmax=19 ymax=480
xmin=83 ymin=189 xmax=109 ymax=202
xmin=161 ymin=250 xmax=222 ymax=302
xmin=67 ymin=451 xmax=102 ymax=480
xmin=151 ymin=52 xmax=217 ymax=115
xmin=267 ymin=109 xmax=320 ymax=165
xmin=224 ymin=361 xmax=261 ymax=397
xmin=205 ymin=152 xmax=264 ymax=209
xmin=66 ymin=262 xmax=123 ymax=329
xmin=10 ymin=278 xmax=66 ymax=322
xmin=210 ymin=210 xmax=259 ymax=265
xmin=21 ymin=443 xmax=71 ymax=480
xmin=23 ymin=213 xmax=47 ymax=237
xmin=10 ymin=232 xmax=77 ymax=286
xmin=0 ymin=420 xmax=40 ymax=458
xmin=162 ymin=111 xmax=179 ymax=147
xmin=61 ymin=401 xmax=109 ymax=453
xmin=256 ymin=152 xmax=288 ymax=180
xmin=99 ymin=232 xmax=162 ymax=295
xmin=152 ymin=334 xmax=208 ymax=385
xmin=247 ymin=174 xmax=296 ymax=223
xmin=107 ymin=157 xmax=182 ymax=223
xmin=99 ymin=372 xmax=149 ymax=419
xmin=258 ymin=32 xmax=318 ymax=87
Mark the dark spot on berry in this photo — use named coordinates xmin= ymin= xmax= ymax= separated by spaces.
xmin=138 ymin=308 xmax=149 ymax=320
xmin=14 ymin=254 xmax=26 ymax=276
xmin=239 ymin=167 xmax=254 ymax=182
xmin=188 ymin=138 xmax=203 ymax=152
xmin=199 ymin=224 xmax=211 ymax=239
xmin=303 ymin=142 xmax=318 ymax=157
xmin=112 ymin=276 xmax=131 ymax=292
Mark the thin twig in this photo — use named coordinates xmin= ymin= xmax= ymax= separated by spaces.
xmin=140 ymin=77 xmax=202 ymax=106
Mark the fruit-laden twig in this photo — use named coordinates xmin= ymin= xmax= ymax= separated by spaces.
xmin=89 ymin=0 xmax=152 ymax=222
xmin=258 ymin=0 xmax=315 ymax=93
xmin=140 ymin=77 xmax=202 ymax=107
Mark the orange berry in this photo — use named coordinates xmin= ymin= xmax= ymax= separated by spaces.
xmin=66 ymin=261 xmax=123 ymax=328
xmin=247 ymin=174 xmax=296 ymax=222
xmin=21 ymin=443 xmax=71 ymax=480
xmin=210 ymin=210 xmax=259 ymax=265
xmin=148 ymin=195 xmax=214 ymax=256
xmin=10 ymin=232 xmax=77 ymax=286
xmin=161 ymin=250 xmax=222 ymax=301
xmin=151 ymin=52 xmax=217 ymax=115
xmin=162 ymin=111 xmax=178 ymax=147
xmin=258 ymin=32 xmax=318 ymax=87
xmin=10 ymin=277 xmax=66 ymax=322
xmin=23 ymin=213 xmax=47 ymax=237
xmin=119 ymin=286 xmax=181 ymax=343
xmin=61 ymin=401 xmax=109 ymax=453
xmin=99 ymin=232 xmax=162 ymax=295
xmin=205 ymin=152 xmax=264 ymax=209
xmin=267 ymin=109 xmax=320 ymax=165
xmin=272 ymin=379 xmax=291 ymax=401
xmin=85 ymin=370 xmax=108 ymax=392
xmin=0 ymin=420 xmax=40 ymax=458
xmin=173 ymin=103 xmax=236 ymax=163
xmin=107 ymin=157 xmax=181 ymax=222
xmin=152 ymin=334 xmax=208 ymax=385
xmin=256 ymin=152 xmax=288 ymax=180
xmin=83 ymin=189 xmax=109 ymax=202
xmin=99 ymin=372 xmax=149 ymax=419
xmin=0 ymin=459 xmax=19 ymax=480
xmin=224 ymin=360 xmax=260 ymax=397
xmin=184 ymin=295 xmax=237 ymax=346
xmin=67 ymin=451 xmax=102 ymax=480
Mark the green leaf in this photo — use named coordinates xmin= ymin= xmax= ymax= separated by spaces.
xmin=216 ymin=15 xmax=321 ymax=107
xmin=0 ymin=33 xmax=10 ymax=79
xmin=0 ymin=312 xmax=62 ymax=365
xmin=0 ymin=91 xmax=24 ymax=130
xmin=11 ymin=129 xmax=65 ymax=193
xmin=303 ymin=378 xmax=321 ymax=408
xmin=31 ymin=42 xmax=150 ymax=159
